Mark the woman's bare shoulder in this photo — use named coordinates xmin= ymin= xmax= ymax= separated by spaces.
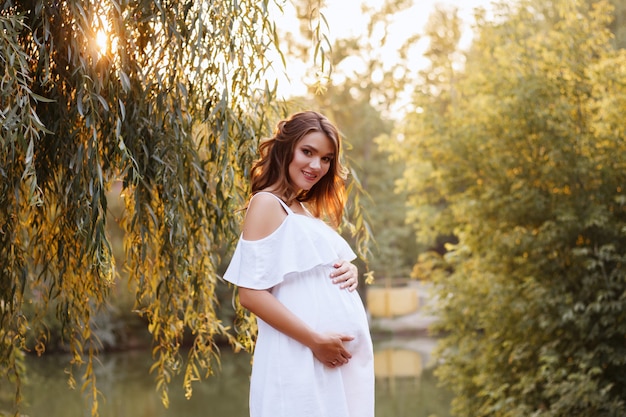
xmin=242 ymin=192 xmax=287 ymax=241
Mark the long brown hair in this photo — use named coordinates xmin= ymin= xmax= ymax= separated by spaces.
xmin=250 ymin=111 xmax=348 ymax=227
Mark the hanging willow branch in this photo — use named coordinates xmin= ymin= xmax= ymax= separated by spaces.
xmin=0 ymin=0 xmax=311 ymax=414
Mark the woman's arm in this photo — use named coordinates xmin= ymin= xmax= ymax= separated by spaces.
xmin=239 ymin=193 xmax=353 ymax=367
xmin=239 ymin=288 xmax=353 ymax=367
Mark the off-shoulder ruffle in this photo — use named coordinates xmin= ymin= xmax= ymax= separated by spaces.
xmin=223 ymin=214 xmax=356 ymax=290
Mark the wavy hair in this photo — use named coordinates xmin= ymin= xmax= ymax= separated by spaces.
xmin=250 ymin=111 xmax=348 ymax=227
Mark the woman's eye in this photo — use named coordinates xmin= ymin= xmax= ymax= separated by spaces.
xmin=302 ymin=149 xmax=312 ymax=156
xmin=322 ymin=157 xmax=332 ymax=163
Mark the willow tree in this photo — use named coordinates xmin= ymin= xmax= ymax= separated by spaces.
xmin=386 ymin=0 xmax=626 ymax=415
xmin=0 ymin=0 xmax=293 ymax=414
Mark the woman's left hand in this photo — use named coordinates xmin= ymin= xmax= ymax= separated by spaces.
xmin=330 ymin=260 xmax=358 ymax=292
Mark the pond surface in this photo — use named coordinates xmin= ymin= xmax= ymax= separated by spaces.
xmin=4 ymin=337 xmax=452 ymax=417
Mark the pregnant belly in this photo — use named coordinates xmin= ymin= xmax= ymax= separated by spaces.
xmin=271 ymin=264 xmax=369 ymax=337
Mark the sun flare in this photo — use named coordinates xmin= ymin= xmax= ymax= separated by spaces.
xmin=96 ymin=29 xmax=108 ymax=54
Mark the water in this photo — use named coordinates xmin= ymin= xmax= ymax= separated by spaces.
xmin=3 ymin=337 xmax=451 ymax=417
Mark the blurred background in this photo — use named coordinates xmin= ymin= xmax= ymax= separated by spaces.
xmin=2 ymin=0 xmax=625 ymax=416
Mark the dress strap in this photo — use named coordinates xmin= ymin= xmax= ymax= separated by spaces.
xmin=253 ymin=191 xmax=293 ymax=215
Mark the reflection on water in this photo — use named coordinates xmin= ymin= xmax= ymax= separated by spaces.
xmin=375 ymin=349 xmax=423 ymax=378
xmin=3 ymin=337 xmax=451 ymax=417
xmin=10 ymin=349 xmax=252 ymax=417
xmin=374 ymin=337 xmax=452 ymax=417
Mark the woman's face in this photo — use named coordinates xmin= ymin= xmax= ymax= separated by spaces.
xmin=288 ymin=131 xmax=335 ymax=192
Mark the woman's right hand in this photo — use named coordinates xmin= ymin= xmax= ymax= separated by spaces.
xmin=309 ymin=332 xmax=354 ymax=368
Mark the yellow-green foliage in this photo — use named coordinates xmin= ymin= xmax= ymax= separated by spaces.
xmin=387 ymin=0 xmax=626 ymax=415
xmin=0 ymin=1 xmax=286 ymax=415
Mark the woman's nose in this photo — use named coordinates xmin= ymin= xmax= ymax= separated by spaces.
xmin=309 ymin=157 xmax=321 ymax=169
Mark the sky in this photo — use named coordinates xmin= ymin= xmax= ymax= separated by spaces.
xmin=325 ymin=0 xmax=493 ymax=45
xmin=273 ymin=0 xmax=495 ymax=98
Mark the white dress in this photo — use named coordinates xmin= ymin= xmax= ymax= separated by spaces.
xmin=223 ymin=192 xmax=374 ymax=417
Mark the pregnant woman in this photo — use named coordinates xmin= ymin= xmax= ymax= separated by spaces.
xmin=223 ymin=111 xmax=374 ymax=417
